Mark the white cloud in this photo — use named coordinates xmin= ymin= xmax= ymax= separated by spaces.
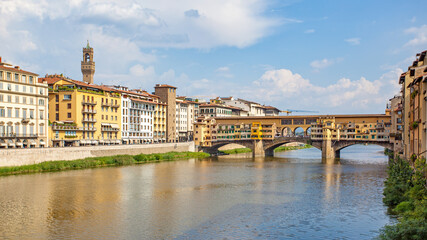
xmin=411 ymin=17 xmax=416 ymax=23
xmin=345 ymin=38 xmax=361 ymax=45
xmin=404 ymin=25 xmax=427 ymax=47
xmin=304 ymin=29 xmax=315 ymax=34
xmin=240 ymin=68 xmax=403 ymax=113
xmin=310 ymin=58 xmax=338 ymax=70
xmin=0 ymin=0 xmax=282 ymax=49
xmin=215 ymin=66 xmax=233 ymax=78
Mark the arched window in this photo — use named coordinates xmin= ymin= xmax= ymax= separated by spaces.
xmin=85 ymin=53 xmax=90 ymax=62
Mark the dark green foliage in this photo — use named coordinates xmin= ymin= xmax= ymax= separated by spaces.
xmin=379 ymin=155 xmax=427 ymax=240
xmin=0 ymin=151 xmax=210 ymax=176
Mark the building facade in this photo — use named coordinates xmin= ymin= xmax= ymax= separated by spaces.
xmin=44 ymin=75 xmax=121 ymax=146
xmin=0 ymin=58 xmax=49 ymax=148
xmin=399 ymin=50 xmax=427 ymax=159
xmin=154 ymin=84 xmax=177 ymax=142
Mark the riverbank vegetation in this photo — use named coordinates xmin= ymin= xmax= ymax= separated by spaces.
xmin=274 ymin=144 xmax=312 ymax=152
xmin=0 ymin=152 xmax=210 ymax=176
xmin=219 ymin=148 xmax=252 ymax=154
xmin=379 ymin=153 xmax=427 ymax=239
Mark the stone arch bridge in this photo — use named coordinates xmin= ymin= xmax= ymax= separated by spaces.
xmin=201 ymin=137 xmax=393 ymax=160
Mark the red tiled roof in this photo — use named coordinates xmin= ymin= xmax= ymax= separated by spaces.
xmin=155 ymin=84 xmax=177 ymax=89
xmin=0 ymin=65 xmax=39 ymax=76
xmin=130 ymin=97 xmax=158 ymax=104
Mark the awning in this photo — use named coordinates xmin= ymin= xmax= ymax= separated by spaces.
xmin=115 ymin=140 xmax=120 ymax=144
xmin=16 ymin=142 xmax=23 ymax=146
xmin=101 ymin=123 xmax=111 ymax=127
xmin=30 ymin=141 xmax=36 ymax=145
xmin=91 ymin=140 xmax=97 ymax=144
xmin=105 ymin=140 xmax=111 ymax=144
xmin=99 ymin=140 xmax=105 ymax=144
xmin=8 ymin=143 xmax=15 ymax=147
xmin=110 ymin=124 xmax=119 ymax=129
xmin=80 ymin=140 xmax=87 ymax=144
xmin=0 ymin=143 xmax=6 ymax=146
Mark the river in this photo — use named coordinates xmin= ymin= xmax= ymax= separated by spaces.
xmin=0 ymin=145 xmax=391 ymax=239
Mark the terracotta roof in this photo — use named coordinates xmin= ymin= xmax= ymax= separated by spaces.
xmin=155 ymin=84 xmax=177 ymax=89
xmin=200 ymin=103 xmax=242 ymax=110
xmin=0 ymin=65 xmax=38 ymax=76
xmin=130 ymin=97 xmax=158 ymax=104
xmin=263 ymin=106 xmax=280 ymax=110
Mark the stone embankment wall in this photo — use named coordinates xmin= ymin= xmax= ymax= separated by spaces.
xmin=0 ymin=142 xmax=195 ymax=167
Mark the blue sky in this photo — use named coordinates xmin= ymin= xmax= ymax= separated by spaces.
xmin=1 ymin=0 xmax=426 ymax=114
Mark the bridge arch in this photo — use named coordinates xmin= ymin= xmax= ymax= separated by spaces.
xmin=305 ymin=127 xmax=312 ymax=136
xmin=334 ymin=141 xmax=393 ymax=152
xmin=202 ymin=141 xmax=255 ymax=155
xmin=263 ymin=137 xmax=322 ymax=156
xmin=293 ymin=127 xmax=305 ymax=137
xmin=282 ymin=127 xmax=293 ymax=137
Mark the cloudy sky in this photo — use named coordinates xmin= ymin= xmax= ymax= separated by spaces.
xmin=1 ymin=0 xmax=426 ymax=114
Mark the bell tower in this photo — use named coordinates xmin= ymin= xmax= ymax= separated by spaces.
xmin=81 ymin=40 xmax=95 ymax=84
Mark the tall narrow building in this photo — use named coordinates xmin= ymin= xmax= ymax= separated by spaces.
xmin=81 ymin=41 xmax=95 ymax=84
xmin=154 ymin=84 xmax=177 ymax=142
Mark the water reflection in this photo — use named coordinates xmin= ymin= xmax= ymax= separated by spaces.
xmin=0 ymin=145 xmax=391 ymax=239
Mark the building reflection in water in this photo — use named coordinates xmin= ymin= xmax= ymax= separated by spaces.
xmin=322 ymin=160 xmax=342 ymax=204
xmin=46 ymin=168 xmax=123 ymax=239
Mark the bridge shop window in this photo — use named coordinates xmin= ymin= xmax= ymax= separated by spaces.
xmin=293 ymin=119 xmax=304 ymax=125
xmin=281 ymin=119 xmax=292 ymax=125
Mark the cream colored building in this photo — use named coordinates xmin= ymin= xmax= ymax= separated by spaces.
xmin=399 ymin=50 xmax=427 ymax=159
xmin=0 ymin=57 xmax=48 ymax=148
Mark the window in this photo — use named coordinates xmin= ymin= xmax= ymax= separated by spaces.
xmin=7 ymin=108 xmax=12 ymax=117
xmin=14 ymin=73 xmax=19 ymax=82
xmin=39 ymin=99 xmax=44 ymax=105
xmin=29 ymin=76 xmax=33 ymax=84
xmin=7 ymin=84 xmax=11 ymax=90
xmin=0 ymin=71 xmax=2 ymax=79
xmin=67 ymin=112 xmax=71 ymax=118
xmin=55 ymin=104 xmax=59 ymax=111
xmin=55 ymin=113 xmax=59 ymax=121
xmin=30 ymin=125 xmax=34 ymax=135
xmin=0 ymin=108 xmax=4 ymax=117
xmin=24 ymin=97 xmax=28 ymax=104
xmin=22 ymin=85 xmax=26 ymax=92
xmin=0 ymin=94 xmax=3 ymax=102
xmin=22 ymin=75 xmax=26 ymax=83
xmin=40 ymin=110 xmax=44 ymax=120
xmin=22 ymin=109 xmax=27 ymax=119
xmin=15 ymin=108 xmax=19 ymax=118
xmin=39 ymin=89 xmax=43 ymax=95
xmin=30 ymin=110 xmax=34 ymax=119
xmin=6 ymin=72 xmax=11 ymax=81
xmin=40 ymin=125 xmax=44 ymax=135
xmin=64 ymin=95 xmax=71 ymax=100
xmin=67 ymin=103 xmax=71 ymax=109
xmin=55 ymin=95 xmax=59 ymax=102
xmin=15 ymin=96 xmax=19 ymax=103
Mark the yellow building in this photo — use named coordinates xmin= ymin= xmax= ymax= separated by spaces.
xmin=43 ymin=75 xmax=121 ymax=146
xmin=194 ymin=116 xmax=217 ymax=147
xmin=153 ymin=97 xmax=167 ymax=143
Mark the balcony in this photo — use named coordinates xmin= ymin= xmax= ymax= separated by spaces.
xmin=0 ymin=133 xmax=38 ymax=138
xmin=101 ymin=127 xmax=119 ymax=132
xmin=82 ymin=100 xmax=97 ymax=106
xmin=110 ymin=103 xmax=120 ymax=108
xmin=101 ymin=102 xmax=110 ymax=107
xmin=52 ymin=125 xmax=84 ymax=131
xmin=82 ymin=118 xmax=97 ymax=123
xmin=82 ymin=109 xmax=97 ymax=114
xmin=83 ymin=127 xmax=97 ymax=132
